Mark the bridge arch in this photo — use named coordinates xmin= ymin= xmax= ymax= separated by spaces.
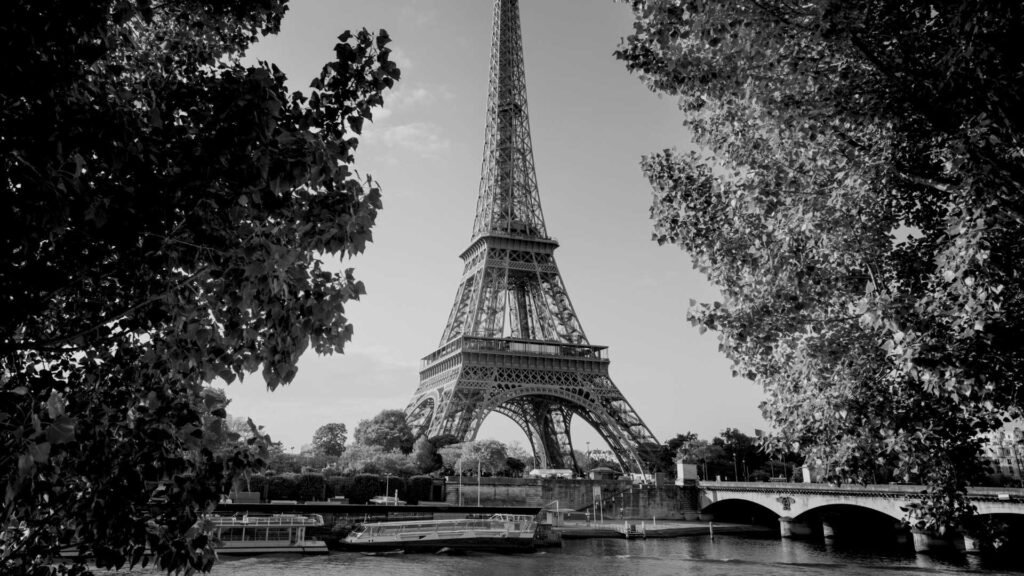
xmin=796 ymin=502 xmax=903 ymax=523
xmin=702 ymin=498 xmax=780 ymax=525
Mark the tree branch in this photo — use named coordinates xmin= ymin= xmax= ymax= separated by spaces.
xmin=13 ymin=266 xmax=211 ymax=352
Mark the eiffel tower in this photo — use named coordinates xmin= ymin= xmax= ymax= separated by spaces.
xmin=405 ymin=0 xmax=659 ymax=474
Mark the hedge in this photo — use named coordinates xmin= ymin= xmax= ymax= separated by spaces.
xmin=296 ymin=473 xmax=326 ymax=502
xmin=348 ymin=474 xmax=383 ymax=504
xmin=326 ymin=476 xmax=353 ymax=499
xmin=406 ymin=475 xmax=434 ymax=504
xmin=266 ymin=473 xmax=299 ymax=501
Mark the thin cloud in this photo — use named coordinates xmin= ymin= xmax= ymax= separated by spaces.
xmin=390 ymin=48 xmax=414 ymax=73
xmin=368 ymin=122 xmax=451 ymax=159
xmin=376 ymin=84 xmax=455 ymax=121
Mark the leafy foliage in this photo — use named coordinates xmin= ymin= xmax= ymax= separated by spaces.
xmin=242 ymin=474 xmax=269 ymax=501
xmin=504 ymin=457 xmax=527 ymax=477
xmin=295 ymin=473 xmax=326 ymax=502
xmin=353 ymin=409 xmax=415 ymax=454
xmin=312 ymin=423 xmax=348 ymax=458
xmin=618 ymin=0 xmax=1023 ymax=528
xmin=326 ymin=476 xmax=353 ymax=500
xmin=0 ymin=0 xmax=398 ymax=573
xmin=458 ymin=440 xmax=510 ymax=475
xmin=348 ymin=474 xmax=384 ymax=504
xmin=336 ymin=444 xmax=417 ymax=476
xmin=436 ymin=440 xmax=515 ymax=476
xmin=410 ymin=435 xmax=443 ymax=474
xmin=266 ymin=474 xmax=299 ymax=501
xmin=406 ymin=475 xmax=435 ymax=504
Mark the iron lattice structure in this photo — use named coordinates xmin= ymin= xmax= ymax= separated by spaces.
xmin=405 ymin=0 xmax=659 ymax=475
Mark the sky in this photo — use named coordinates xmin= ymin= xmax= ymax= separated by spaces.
xmin=227 ymin=0 xmax=767 ymax=453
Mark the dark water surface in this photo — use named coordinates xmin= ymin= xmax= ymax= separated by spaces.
xmin=198 ymin=536 xmax=1022 ymax=576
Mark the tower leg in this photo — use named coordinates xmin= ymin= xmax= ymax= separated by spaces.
xmin=526 ymin=402 xmax=577 ymax=472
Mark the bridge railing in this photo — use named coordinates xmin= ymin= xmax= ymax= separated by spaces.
xmin=700 ymin=481 xmax=1024 ymax=500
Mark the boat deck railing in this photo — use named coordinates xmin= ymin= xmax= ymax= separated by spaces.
xmin=350 ymin=515 xmax=536 ymax=539
xmin=208 ymin=514 xmax=324 ymax=528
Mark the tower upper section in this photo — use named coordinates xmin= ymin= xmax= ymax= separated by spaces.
xmin=471 ymin=0 xmax=548 ymax=241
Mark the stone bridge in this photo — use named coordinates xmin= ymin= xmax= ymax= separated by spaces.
xmin=698 ymin=481 xmax=1024 ymax=553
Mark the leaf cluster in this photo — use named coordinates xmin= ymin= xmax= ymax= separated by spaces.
xmin=618 ymin=0 xmax=1024 ymax=528
xmin=0 ymin=1 xmax=398 ymax=574
xmin=311 ymin=422 xmax=348 ymax=458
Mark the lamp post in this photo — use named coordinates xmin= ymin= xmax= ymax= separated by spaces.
xmin=732 ymin=453 xmax=738 ymax=481
xmin=1012 ymin=441 xmax=1024 ymax=488
xmin=458 ymin=460 xmax=463 ymax=506
xmin=477 ymin=460 xmax=482 ymax=507
xmin=384 ymin=473 xmax=391 ymax=505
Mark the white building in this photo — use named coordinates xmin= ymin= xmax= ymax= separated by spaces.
xmin=983 ymin=419 xmax=1024 ymax=483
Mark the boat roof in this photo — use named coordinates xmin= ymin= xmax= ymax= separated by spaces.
xmin=207 ymin=514 xmax=323 ymax=527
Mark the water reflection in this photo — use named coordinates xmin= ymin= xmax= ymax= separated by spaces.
xmin=106 ymin=535 xmax=1023 ymax=576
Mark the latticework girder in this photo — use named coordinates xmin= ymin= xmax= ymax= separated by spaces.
xmin=406 ymin=0 xmax=659 ymax=476
xmin=472 ymin=0 xmax=546 ymax=240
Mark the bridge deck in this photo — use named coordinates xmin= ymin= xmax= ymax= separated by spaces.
xmin=700 ymin=481 xmax=1024 ymax=501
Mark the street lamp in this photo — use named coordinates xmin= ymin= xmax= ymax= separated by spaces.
xmin=732 ymin=453 xmax=738 ymax=481
xmin=384 ymin=473 xmax=391 ymax=505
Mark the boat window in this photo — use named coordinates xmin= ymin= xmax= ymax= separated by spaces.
xmin=265 ymin=527 xmax=290 ymax=540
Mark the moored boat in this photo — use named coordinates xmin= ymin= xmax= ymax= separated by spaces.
xmin=342 ymin=513 xmax=538 ymax=553
xmin=208 ymin=513 xmax=328 ymax=555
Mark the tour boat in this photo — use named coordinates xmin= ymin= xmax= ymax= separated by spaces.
xmin=208 ymin=513 xmax=328 ymax=555
xmin=342 ymin=513 xmax=538 ymax=552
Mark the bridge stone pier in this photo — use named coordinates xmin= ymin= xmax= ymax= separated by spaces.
xmin=698 ymin=481 xmax=1024 ymax=554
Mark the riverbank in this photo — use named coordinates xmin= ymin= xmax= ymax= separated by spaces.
xmin=554 ymin=519 xmax=774 ymax=539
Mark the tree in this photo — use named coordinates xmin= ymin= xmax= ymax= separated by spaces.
xmin=336 ymin=444 xmax=416 ymax=476
xmin=712 ymin=429 xmax=766 ymax=481
xmin=437 ymin=443 xmax=466 ymax=473
xmin=505 ymin=441 xmax=537 ymax=469
xmin=643 ymin=432 xmax=701 ymax=476
xmin=353 ymin=409 xmax=415 ymax=454
xmin=637 ymin=441 xmax=674 ymax=475
xmin=459 ymin=440 xmax=509 ymax=476
xmin=504 ymin=457 xmax=527 ymax=478
xmin=618 ymin=0 xmax=1023 ymax=529
xmin=0 ymin=1 xmax=399 ymax=574
xmin=406 ymin=433 xmax=466 ymax=475
xmin=572 ymin=450 xmax=593 ymax=473
xmin=200 ymin=388 xmax=263 ymax=457
xmin=312 ymin=423 xmax=348 ymax=458
xmin=665 ymin=432 xmax=698 ymax=456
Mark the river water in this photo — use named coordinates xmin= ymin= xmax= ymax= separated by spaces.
xmin=202 ymin=536 xmax=1022 ymax=576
